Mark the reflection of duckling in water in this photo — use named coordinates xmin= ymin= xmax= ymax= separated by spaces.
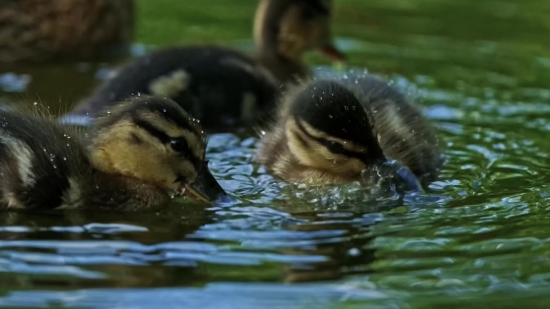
xmin=62 ymin=0 xmax=345 ymax=131
xmin=0 ymin=96 xmax=226 ymax=211
xmin=256 ymin=75 xmax=443 ymax=188
xmin=0 ymin=0 xmax=134 ymax=63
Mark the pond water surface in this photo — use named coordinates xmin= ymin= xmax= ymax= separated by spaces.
xmin=1 ymin=1 xmax=550 ymax=308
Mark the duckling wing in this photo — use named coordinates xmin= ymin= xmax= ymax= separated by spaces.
xmin=0 ymin=111 xmax=90 ymax=209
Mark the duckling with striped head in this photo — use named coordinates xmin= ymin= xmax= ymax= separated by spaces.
xmin=0 ymin=96 xmax=225 ymax=211
xmin=256 ymin=76 xmax=442 ymax=188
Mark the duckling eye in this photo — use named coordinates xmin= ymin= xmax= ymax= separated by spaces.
xmin=324 ymin=141 xmax=346 ymax=154
xmin=170 ymin=137 xmax=189 ymax=153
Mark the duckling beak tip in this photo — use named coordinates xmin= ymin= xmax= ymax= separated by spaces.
xmin=320 ymin=44 xmax=346 ymax=63
xmin=183 ymin=166 xmax=227 ymax=205
xmin=396 ymin=166 xmax=424 ymax=193
xmin=183 ymin=183 xmax=214 ymax=204
xmin=361 ymin=161 xmax=424 ymax=193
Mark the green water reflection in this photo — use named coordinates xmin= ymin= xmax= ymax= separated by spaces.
xmin=1 ymin=0 xmax=550 ymax=308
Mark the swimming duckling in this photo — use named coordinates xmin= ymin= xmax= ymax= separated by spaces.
xmin=0 ymin=96 xmax=225 ymax=210
xmin=61 ymin=0 xmax=345 ymax=131
xmin=0 ymin=0 xmax=134 ymax=63
xmin=255 ymin=76 xmax=442 ymax=186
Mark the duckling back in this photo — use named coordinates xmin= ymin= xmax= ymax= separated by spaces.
xmin=65 ymin=47 xmax=280 ymax=131
xmin=344 ymin=75 xmax=443 ymax=182
xmin=0 ymin=110 xmax=90 ymax=209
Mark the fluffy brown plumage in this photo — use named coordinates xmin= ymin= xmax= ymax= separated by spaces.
xmin=0 ymin=0 xmax=134 ymax=63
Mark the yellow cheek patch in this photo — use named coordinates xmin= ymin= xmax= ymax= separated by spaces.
xmin=285 ymin=117 xmax=366 ymax=174
xmin=90 ymin=120 xmax=198 ymax=190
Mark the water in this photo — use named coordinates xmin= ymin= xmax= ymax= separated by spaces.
xmin=1 ymin=0 xmax=550 ymax=308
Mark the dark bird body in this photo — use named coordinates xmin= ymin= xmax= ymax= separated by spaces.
xmin=61 ymin=0 xmax=345 ymax=131
xmin=66 ymin=47 xmax=280 ymax=131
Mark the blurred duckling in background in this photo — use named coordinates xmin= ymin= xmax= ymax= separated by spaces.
xmin=61 ymin=0 xmax=345 ymax=131
xmin=0 ymin=0 xmax=134 ymax=63
xmin=0 ymin=96 xmax=225 ymax=211
xmin=255 ymin=75 xmax=443 ymax=187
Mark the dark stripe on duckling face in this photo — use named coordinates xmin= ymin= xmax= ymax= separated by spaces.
xmin=129 ymin=99 xmax=202 ymax=138
xmin=129 ymin=132 xmax=143 ymax=145
xmin=292 ymin=129 xmax=311 ymax=148
xmin=98 ymin=96 xmax=204 ymax=141
xmin=295 ymin=118 xmax=383 ymax=166
xmin=289 ymin=80 xmax=387 ymax=161
xmin=132 ymin=117 xmax=202 ymax=170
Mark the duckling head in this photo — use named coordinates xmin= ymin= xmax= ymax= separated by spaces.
xmin=88 ymin=96 xmax=226 ymax=204
xmin=254 ymin=0 xmax=345 ymax=64
xmin=282 ymin=80 xmax=385 ymax=181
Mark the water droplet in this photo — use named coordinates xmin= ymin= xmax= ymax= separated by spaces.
xmin=348 ymin=248 xmax=360 ymax=256
xmin=33 ymin=102 xmax=37 ymax=106
xmin=329 ymin=115 xmax=333 ymax=119
xmin=163 ymin=109 xmax=167 ymax=113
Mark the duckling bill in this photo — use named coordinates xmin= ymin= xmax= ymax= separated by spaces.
xmin=255 ymin=76 xmax=443 ymax=188
xmin=0 ymin=96 xmax=225 ymax=210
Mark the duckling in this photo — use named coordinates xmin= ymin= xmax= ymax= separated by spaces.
xmin=0 ymin=96 xmax=226 ymax=211
xmin=60 ymin=0 xmax=345 ymax=131
xmin=0 ymin=0 xmax=134 ymax=63
xmin=255 ymin=75 xmax=443 ymax=186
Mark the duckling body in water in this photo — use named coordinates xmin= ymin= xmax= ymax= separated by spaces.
xmin=61 ymin=0 xmax=345 ymax=131
xmin=0 ymin=0 xmax=134 ymax=63
xmin=0 ymin=96 xmax=225 ymax=211
xmin=256 ymin=75 xmax=442 ymax=187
